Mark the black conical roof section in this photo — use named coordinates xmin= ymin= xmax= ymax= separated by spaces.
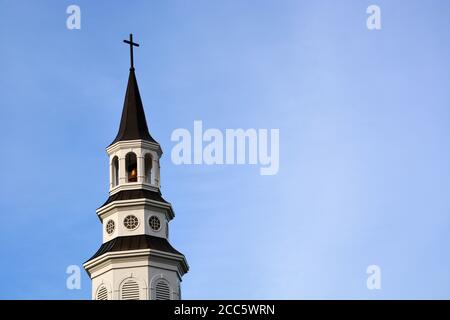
xmin=110 ymin=68 xmax=157 ymax=146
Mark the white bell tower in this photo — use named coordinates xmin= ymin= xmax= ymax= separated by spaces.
xmin=83 ymin=34 xmax=189 ymax=300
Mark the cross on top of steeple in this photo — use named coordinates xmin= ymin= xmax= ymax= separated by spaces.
xmin=123 ymin=33 xmax=140 ymax=70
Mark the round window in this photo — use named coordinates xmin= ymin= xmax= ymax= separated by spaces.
xmin=149 ymin=216 xmax=161 ymax=231
xmin=106 ymin=220 xmax=115 ymax=235
xmin=123 ymin=215 xmax=139 ymax=230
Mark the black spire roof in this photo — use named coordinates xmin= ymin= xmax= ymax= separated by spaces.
xmin=109 ymin=68 xmax=157 ymax=146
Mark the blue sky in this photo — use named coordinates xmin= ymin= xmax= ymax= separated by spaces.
xmin=1 ymin=0 xmax=450 ymax=299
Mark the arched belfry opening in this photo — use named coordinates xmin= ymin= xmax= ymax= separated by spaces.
xmin=126 ymin=152 xmax=138 ymax=182
xmin=112 ymin=156 xmax=119 ymax=187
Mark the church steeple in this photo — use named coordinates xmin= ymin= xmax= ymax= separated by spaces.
xmin=84 ymin=34 xmax=188 ymax=300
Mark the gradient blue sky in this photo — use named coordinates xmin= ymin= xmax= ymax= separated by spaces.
xmin=1 ymin=0 xmax=450 ymax=299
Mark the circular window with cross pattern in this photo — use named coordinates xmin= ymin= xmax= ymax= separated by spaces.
xmin=105 ymin=220 xmax=115 ymax=235
xmin=148 ymin=215 xmax=161 ymax=231
xmin=123 ymin=215 xmax=139 ymax=230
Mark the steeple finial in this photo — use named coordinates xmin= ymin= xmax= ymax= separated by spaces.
xmin=123 ymin=33 xmax=140 ymax=70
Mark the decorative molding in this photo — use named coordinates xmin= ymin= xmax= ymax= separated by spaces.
xmin=109 ymin=182 xmax=159 ymax=196
xmin=97 ymin=198 xmax=175 ymax=221
xmin=83 ymin=248 xmax=189 ymax=278
xmin=107 ymin=139 xmax=162 ymax=156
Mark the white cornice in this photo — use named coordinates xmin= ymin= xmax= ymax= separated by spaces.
xmin=96 ymin=198 xmax=175 ymax=221
xmin=106 ymin=139 xmax=162 ymax=156
xmin=83 ymin=248 xmax=189 ymax=277
xmin=109 ymin=182 xmax=159 ymax=196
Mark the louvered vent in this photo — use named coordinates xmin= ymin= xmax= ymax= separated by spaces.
xmin=121 ymin=280 xmax=140 ymax=300
xmin=155 ymin=280 xmax=171 ymax=300
xmin=97 ymin=286 xmax=108 ymax=300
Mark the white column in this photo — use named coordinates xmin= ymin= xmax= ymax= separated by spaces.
xmin=137 ymin=156 xmax=145 ymax=183
xmin=155 ymin=159 xmax=160 ymax=187
xmin=109 ymin=160 xmax=113 ymax=189
xmin=150 ymin=158 xmax=157 ymax=186
xmin=119 ymin=157 xmax=126 ymax=184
